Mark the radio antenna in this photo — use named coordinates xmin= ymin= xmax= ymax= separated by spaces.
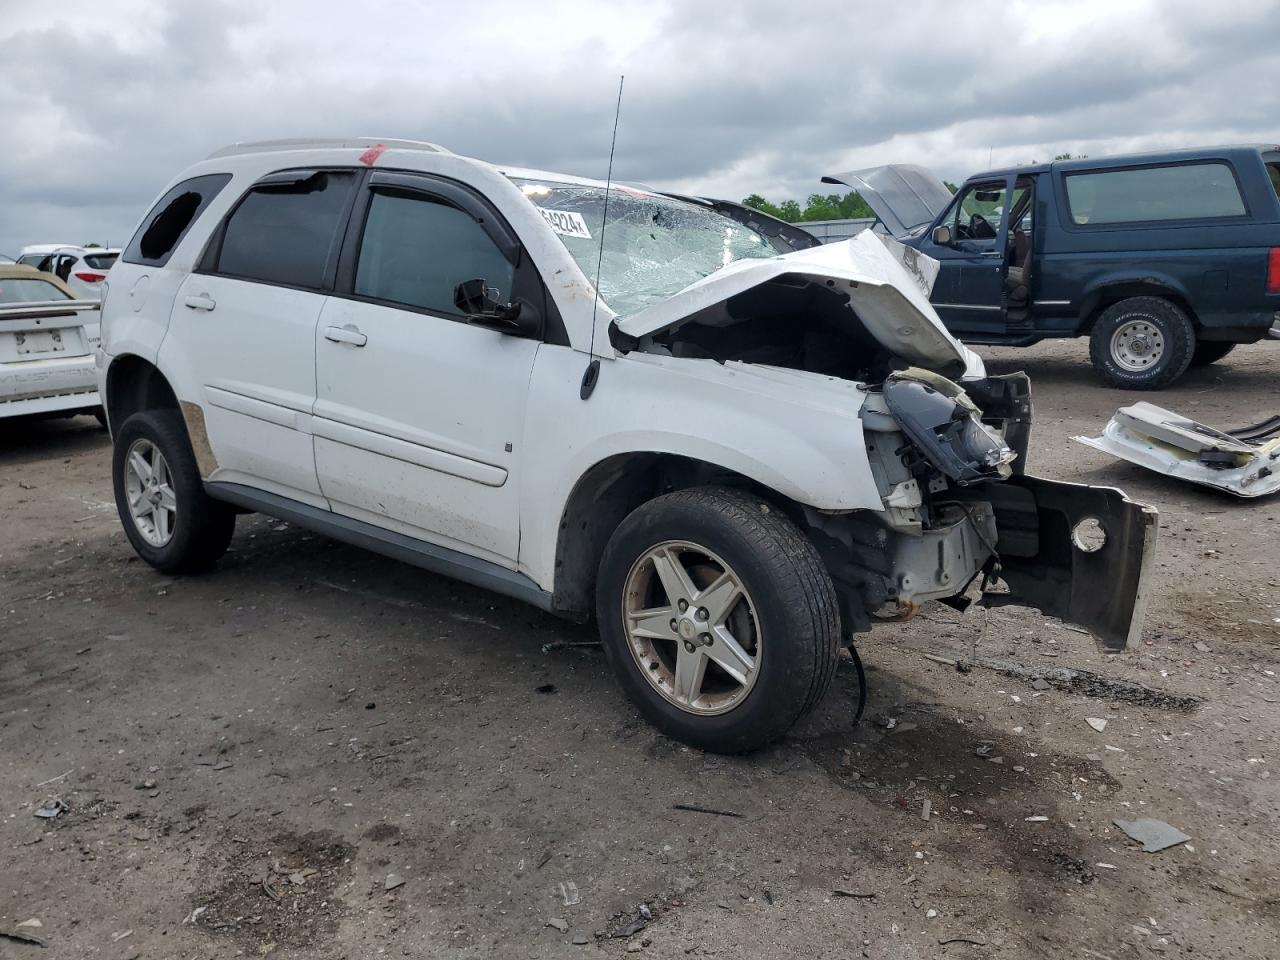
xmin=580 ymin=74 xmax=624 ymax=401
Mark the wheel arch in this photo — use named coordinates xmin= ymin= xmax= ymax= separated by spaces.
xmin=1076 ymin=276 xmax=1199 ymax=334
xmin=104 ymin=356 xmax=216 ymax=476
xmin=104 ymin=354 xmax=180 ymax=430
xmin=549 ymin=452 xmax=796 ymax=619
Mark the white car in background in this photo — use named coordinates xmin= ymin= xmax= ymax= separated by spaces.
xmin=0 ymin=263 xmax=104 ymax=422
xmin=17 ymin=244 xmax=120 ymax=299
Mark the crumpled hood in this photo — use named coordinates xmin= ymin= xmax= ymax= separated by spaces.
xmin=613 ymin=230 xmax=971 ymax=377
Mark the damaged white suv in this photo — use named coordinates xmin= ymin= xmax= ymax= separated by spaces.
xmin=99 ymin=139 xmax=1157 ymax=752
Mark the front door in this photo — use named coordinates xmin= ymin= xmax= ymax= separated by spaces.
xmin=917 ymin=176 xmax=1015 ymax=339
xmin=313 ymin=172 xmax=542 ymax=566
xmin=168 ymin=168 xmax=359 ymax=503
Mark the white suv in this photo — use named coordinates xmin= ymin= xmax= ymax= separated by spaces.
xmin=17 ymin=245 xmax=121 ymax=299
xmin=99 ymin=138 xmax=1157 ymax=752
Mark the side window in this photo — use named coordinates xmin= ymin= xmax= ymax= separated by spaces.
xmin=354 ymin=189 xmax=515 ymax=315
xmin=123 ymin=173 xmax=232 ymax=267
xmin=214 ymin=171 xmax=355 ymax=289
xmin=1064 ymin=163 xmax=1246 ymax=225
xmin=1266 ymin=162 xmax=1280 ymax=202
xmin=947 ymin=181 xmax=1007 ymax=244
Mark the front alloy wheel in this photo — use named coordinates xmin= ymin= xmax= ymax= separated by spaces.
xmin=596 ymin=486 xmax=840 ymax=753
xmin=123 ymin=438 xmax=177 ymax=547
xmin=622 ymin=541 xmax=760 ymax=716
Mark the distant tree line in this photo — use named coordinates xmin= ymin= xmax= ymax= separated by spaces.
xmin=741 ymin=191 xmax=876 ymax=223
xmin=742 ymin=184 xmax=958 ymax=224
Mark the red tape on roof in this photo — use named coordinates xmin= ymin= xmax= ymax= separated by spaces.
xmin=358 ymin=143 xmax=386 ymax=166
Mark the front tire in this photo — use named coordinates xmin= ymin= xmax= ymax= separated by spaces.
xmin=596 ymin=486 xmax=840 ymax=754
xmin=1190 ymin=340 xmax=1236 ymax=367
xmin=1088 ymin=297 xmax=1195 ymax=390
xmin=112 ymin=409 xmax=235 ymax=573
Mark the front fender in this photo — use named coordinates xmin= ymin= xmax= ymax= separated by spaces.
xmin=518 ymin=347 xmax=883 ymax=591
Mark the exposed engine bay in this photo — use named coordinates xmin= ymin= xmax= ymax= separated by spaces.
xmin=606 ymin=232 xmax=1157 ymax=653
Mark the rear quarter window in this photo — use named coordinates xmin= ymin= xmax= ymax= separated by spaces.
xmin=1064 ymin=162 xmax=1247 ymax=225
xmin=123 ymin=173 xmax=233 ymax=267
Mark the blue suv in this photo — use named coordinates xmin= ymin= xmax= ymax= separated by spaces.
xmin=831 ymin=146 xmax=1280 ymax=389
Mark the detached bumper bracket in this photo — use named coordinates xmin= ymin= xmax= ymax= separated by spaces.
xmin=978 ymin=475 xmax=1158 ymax=653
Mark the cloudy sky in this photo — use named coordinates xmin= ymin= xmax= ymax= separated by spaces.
xmin=2 ymin=0 xmax=1278 ymax=253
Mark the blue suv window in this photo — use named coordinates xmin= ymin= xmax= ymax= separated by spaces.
xmin=1064 ymin=163 xmax=1246 ymax=225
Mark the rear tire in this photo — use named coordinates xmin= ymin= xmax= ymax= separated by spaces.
xmin=112 ymin=409 xmax=235 ymax=573
xmin=1189 ymin=340 xmax=1236 ymax=367
xmin=1088 ymin=297 xmax=1195 ymax=390
xmin=595 ymin=486 xmax=840 ymax=754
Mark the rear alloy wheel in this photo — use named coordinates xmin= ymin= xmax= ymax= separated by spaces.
xmin=112 ymin=409 xmax=235 ymax=573
xmin=1088 ymin=297 xmax=1195 ymax=390
xmin=123 ymin=437 xmax=177 ymax=547
xmin=596 ymin=486 xmax=840 ymax=753
xmin=1190 ymin=340 xmax=1236 ymax=367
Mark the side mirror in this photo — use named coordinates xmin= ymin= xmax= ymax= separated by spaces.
xmin=931 ymin=224 xmax=953 ymax=246
xmin=453 ymin=278 xmax=540 ymax=337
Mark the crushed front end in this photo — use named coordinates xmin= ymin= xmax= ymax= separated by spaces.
xmin=806 ymin=370 xmax=1158 ymax=653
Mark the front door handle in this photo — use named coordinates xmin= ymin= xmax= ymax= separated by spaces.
xmin=184 ymin=294 xmax=216 ymax=311
xmin=324 ymin=324 xmax=368 ymax=347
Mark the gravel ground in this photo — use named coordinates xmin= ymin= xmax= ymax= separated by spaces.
xmin=2 ymin=338 xmax=1278 ymax=959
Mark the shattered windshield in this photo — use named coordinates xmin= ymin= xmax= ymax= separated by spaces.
xmin=511 ymin=178 xmax=780 ymax=316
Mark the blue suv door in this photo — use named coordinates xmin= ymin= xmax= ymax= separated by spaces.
xmin=914 ymin=176 xmax=1018 ymax=339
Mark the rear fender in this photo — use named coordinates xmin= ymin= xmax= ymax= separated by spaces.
xmin=977 ymin=475 xmax=1158 ymax=653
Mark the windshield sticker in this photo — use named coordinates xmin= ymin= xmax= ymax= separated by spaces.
xmin=537 ymin=207 xmax=592 ymax=240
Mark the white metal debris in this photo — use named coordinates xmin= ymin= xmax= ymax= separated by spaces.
xmin=1075 ymin=402 xmax=1280 ymax=498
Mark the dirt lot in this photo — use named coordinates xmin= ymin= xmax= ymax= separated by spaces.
xmin=2 ymin=339 xmax=1278 ymax=960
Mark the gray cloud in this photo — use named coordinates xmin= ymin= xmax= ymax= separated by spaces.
xmin=2 ymin=0 xmax=1277 ymax=254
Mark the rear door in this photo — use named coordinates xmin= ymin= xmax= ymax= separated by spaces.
xmin=169 ymin=168 xmax=358 ymax=503
xmin=313 ymin=171 xmax=542 ymax=565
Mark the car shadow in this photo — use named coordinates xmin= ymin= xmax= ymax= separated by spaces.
xmin=0 ymin=414 xmax=109 ymax=466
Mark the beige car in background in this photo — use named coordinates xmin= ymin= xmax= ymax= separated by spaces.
xmin=0 ymin=264 xmax=105 ymax=423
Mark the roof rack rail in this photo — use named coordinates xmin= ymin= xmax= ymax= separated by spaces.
xmin=205 ymin=138 xmax=451 ymax=160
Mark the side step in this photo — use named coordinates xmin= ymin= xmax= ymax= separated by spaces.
xmin=204 ymin=481 xmax=556 ymax=612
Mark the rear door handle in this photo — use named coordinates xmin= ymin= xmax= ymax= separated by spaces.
xmin=324 ymin=324 xmax=367 ymax=347
xmin=184 ymin=294 xmax=216 ymax=311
